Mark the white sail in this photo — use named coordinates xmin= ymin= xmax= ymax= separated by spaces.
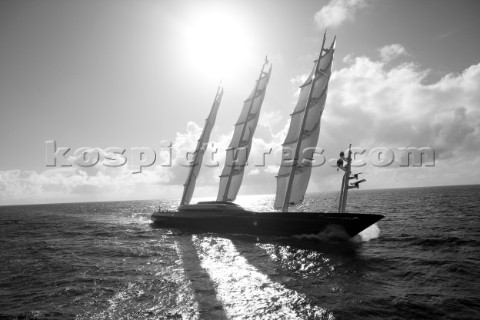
xmin=180 ymin=86 xmax=223 ymax=205
xmin=217 ymin=60 xmax=272 ymax=201
xmin=274 ymin=37 xmax=335 ymax=210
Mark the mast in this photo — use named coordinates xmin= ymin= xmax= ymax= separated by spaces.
xmin=180 ymin=84 xmax=223 ymax=206
xmin=337 ymin=145 xmax=366 ymax=212
xmin=217 ymin=57 xmax=272 ymax=202
xmin=274 ymin=32 xmax=335 ymax=210
xmin=281 ymin=34 xmax=327 ymax=212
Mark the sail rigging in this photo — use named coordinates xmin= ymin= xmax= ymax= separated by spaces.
xmin=274 ymin=35 xmax=335 ymax=210
xmin=180 ymin=85 xmax=224 ymax=205
xmin=153 ymin=38 xmax=385 ymax=240
xmin=217 ymin=58 xmax=272 ymax=202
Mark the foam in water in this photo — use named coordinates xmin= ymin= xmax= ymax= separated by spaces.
xmin=292 ymin=224 xmax=351 ymax=242
xmin=356 ymin=223 xmax=380 ymax=242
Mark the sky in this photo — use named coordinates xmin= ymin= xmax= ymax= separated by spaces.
xmin=1 ymin=0 xmax=479 ymax=205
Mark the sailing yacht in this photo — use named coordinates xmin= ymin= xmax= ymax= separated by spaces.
xmin=152 ymin=35 xmax=383 ymax=239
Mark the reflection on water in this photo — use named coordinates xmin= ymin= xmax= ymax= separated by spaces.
xmin=175 ymin=236 xmax=227 ymax=320
xmin=2 ymin=186 xmax=479 ymax=319
xmin=190 ymin=235 xmax=335 ymax=320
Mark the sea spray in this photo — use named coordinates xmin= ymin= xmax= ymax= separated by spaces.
xmin=356 ymin=223 xmax=380 ymax=242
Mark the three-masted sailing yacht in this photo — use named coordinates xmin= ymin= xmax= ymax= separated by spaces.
xmin=152 ymin=36 xmax=383 ymax=239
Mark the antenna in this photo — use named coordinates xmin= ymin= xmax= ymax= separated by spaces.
xmin=337 ymin=144 xmax=366 ymax=213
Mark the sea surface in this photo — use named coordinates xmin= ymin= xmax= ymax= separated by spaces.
xmin=1 ymin=185 xmax=479 ymax=320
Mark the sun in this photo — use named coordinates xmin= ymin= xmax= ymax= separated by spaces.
xmin=182 ymin=8 xmax=254 ymax=80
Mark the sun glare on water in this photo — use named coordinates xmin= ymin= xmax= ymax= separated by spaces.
xmin=182 ymin=8 xmax=254 ymax=80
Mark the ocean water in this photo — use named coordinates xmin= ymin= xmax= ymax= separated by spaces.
xmin=0 ymin=185 xmax=479 ymax=320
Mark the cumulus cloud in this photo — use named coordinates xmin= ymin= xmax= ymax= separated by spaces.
xmin=314 ymin=0 xmax=367 ymax=29
xmin=0 ymin=165 xmax=174 ymax=205
xmin=316 ymin=50 xmax=480 ymax=188
xmin=0 ymin=121 xmax=222 ymax=205
xmin=378 ymin=44 xmax=409 ymax=62
xmin=326 ymin=56 xmax=480 ymax=152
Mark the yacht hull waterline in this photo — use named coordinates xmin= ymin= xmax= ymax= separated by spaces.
xmin=151 ymin=202 xmax=383 ymax=239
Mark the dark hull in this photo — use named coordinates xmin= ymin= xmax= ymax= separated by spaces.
xmin=151 ymin=210 xmax=384 ymax=239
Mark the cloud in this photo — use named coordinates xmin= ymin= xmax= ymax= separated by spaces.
xmin=0 ymin=120 xmax=222 ymax=205
xmin=314 ymin=0 xmax=367 ymax=29
xmin=0 ymin=166 xmax=174 ymax=205
xmin=316 ymin=49 xmax=480 ymax=188
xmin=326 ymin=55 xmax=480 ymax=151
xmin=378 ymin=44 xmax=409 ymax=62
